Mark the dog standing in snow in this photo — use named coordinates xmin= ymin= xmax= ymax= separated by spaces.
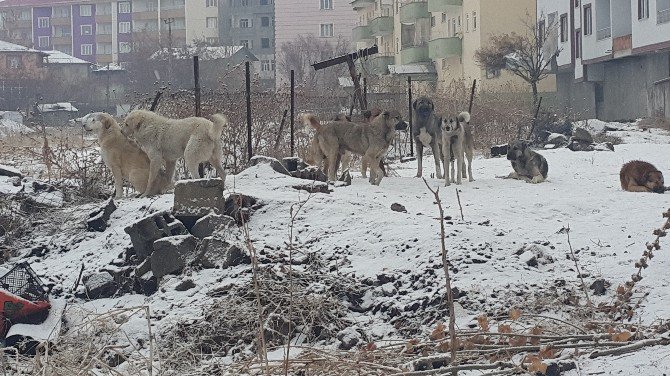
xmin=412 ymin=97 xmax=443 ymax=179
xmin=440 ymin=111 xmax=474 ymax=186
xmin=620 ymin=160 xmax=665 ymax=193
xmin=501 ymin=140 xmax=548 ymax=184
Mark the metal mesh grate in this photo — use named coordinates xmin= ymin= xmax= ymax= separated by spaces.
xmin=0 ymin=263 xmax=48 ymax=302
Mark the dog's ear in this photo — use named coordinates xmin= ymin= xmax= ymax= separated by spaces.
xmin=412 ymin=99 xmax=418 ymax=110
xmin=100 ymin=114 xmax=113 ymax=130
xmin=428 ymin=101 xmax=434 ymax=111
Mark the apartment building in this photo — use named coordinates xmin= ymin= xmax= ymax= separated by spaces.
xmin=0 ymin=0 xmax=220 ymax=65
xmin=538 ymin=0 xmax=670 ymax=120
xmin=274 ymin=0 xmax=357 ymax=86
xmin=352 ymin=0 xmax=553 ymax=93
xmin=219 ymin=0 xmax=275 ymax=88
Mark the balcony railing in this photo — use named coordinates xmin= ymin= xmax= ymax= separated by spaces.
xmin=658 ymin=8 xmax=670 ymax=24
xmin=596 ymin=26 xmax=611 ymax=40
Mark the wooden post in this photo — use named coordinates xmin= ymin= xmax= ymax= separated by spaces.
xmin=468 ymin=79 xmax=476 ymax=113
xmin=246 ymin=61 xmax=252 ymax=161
xmin=290 ymin=69 xmax=295 ymax=157
xmin=193 ymin=55 xmax=201 ymax=117
xmin=149 ymin=91 xmax=162 ymax=111
xmin=363 ymin=77 xmax=367 ymax=108
xmin=347 ymin=57 xmax=367 ymax=111
xmin=274 ymin=109 xmax=289 ymax=151
xmin=408 ymin=76 xmax=413 ymax=157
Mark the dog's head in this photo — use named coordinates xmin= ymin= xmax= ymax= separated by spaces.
xmin=379 ymin=110 xmax=407 ymax=131
xmin=121 ymin=110 xmax=146 ymax=137
xmin=507 ymin=140 xmax=529 ymax=161
xmin=332 ymin=113 xmax=352 ymax=122
xmin=440 ymin=115 xmax=462 ymax=134
xmin=412 ymin=97 xmax=434 ymax=117
xmin=645 ymin=170 xmax=665 ymax=194
xmin=363 ymin=108 xmax=382 ymax=123
xmin=82 ymin=112 xmax=116 ymax=133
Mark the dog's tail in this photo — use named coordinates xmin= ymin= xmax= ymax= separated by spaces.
xmin=210 ymin=114 xmax=228 ymax=140
xmin=458 ymin=111 xmax=471 ymax=124
xmin=301 ymin=113 xmax=321 ymax=131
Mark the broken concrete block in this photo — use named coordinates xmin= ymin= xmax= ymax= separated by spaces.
xmin=0 ymin=164 xmax=22 ymax=178
xmin=175 ymin=279 xmax=196 ymax=291
xmin=338 ymin=170 xmax=352 ymax=186
xmin=223 ymin=193 xmax=260 ymax=225
xmin=195 ymin=236 xmax=250 ymax=269
xmin=133 ymin=271 xmax=157 ymax=296
xmin=282 ymin=157 xmax=307 ymax=172
xmin=290 ymin=166 xmax=327 ymax=182
xmin=292 ymin=183 xmax=330 ymax=194
xmin=151 ymin=235 xmax=199 ymax=279
xmin=249 ymin=155 xmax=290 ymax=176
xmin=572 ymin=127 xmax=594 ymax=144
xmin=135 ymin=257 xmax=152 ymax=277
xmin=84 ymin=272 xmax=118 ymax=299
xmin=124 ymin=212 xmax=189 ymax=260
xmin=173 ymin=178 xmax=225 ymax=221
xmin=190 ymin=213 xmax=236 ymax=239
xmin=87 ymin=198 xmax=117 ymax=232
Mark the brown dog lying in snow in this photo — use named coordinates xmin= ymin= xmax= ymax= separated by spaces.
xmin=620 ymin=160 xmax=665 ymax=193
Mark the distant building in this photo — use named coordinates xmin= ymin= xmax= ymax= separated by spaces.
xmin=274 ymin=0 xmax=357 ymax=87
xmin=0 ymin=0 xmax=221 ymax=65
xmin=538 ymin=0 xmax=670 ymax=121
xmin=219 ymin=0 xmax=275 ymax=88
xmin=0 ymin=40 xmax=47 ymax=110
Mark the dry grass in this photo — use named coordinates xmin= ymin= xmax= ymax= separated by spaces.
xmin=637 ymin=117 xmax=670 ymax=131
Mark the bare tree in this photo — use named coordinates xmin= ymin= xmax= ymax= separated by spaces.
xmin=474 ymin=15 xmax=560 ymax=107
xmin=277 ymin=34 xmax=349 ymax=90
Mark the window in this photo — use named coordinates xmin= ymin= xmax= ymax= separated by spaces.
xmin=38 ymin=36 xmax=50 ymax=48
xmin=452 ymin=18 xmax=456 ymax=36
xmin=206 ymin=37 xmax=218 ymax=45
xmin=320 ymin=23 xmax=334 ymax=37
xmin=575 ymin=29 xmax=582 ymax=58
xmin=206 ymin=17 xmax=217 ymax=28
xmin=97 ymin=43 xmax=112 ymax=54
xmin=96 ymin=23 xmax=112 ymax=35
xmin=98 ymin=3 xmax=113 ymax=15
xmin=538 ymin=19 xmax=545 ymax=42
xmin=53 ymin=6 xmax=70 ymax=18
xmin=472 ymin=11 xmax=477 ymax=30
xmin=54 ymin=25 xmax=71 ymax=37
xmin=239 ymin=18 xmax=250 ymax=28
xmin=575 ymin=0 xmax=580 ymax=7
xmin=261 ymin=59 xmax=271 ymax=71
xmin=320 ymin=0 xmax=333 ymax=10
xmin=431 ymin=16 xmax=435 ymax=27
xmin=261 ymin=16 xmax=270 ymax=27
xmin=638 ymin=0 xmax=649 ymax=19
xmin=584 ymin=4 xmax=592 ymax=35
xmin=260 ymin=0 xmax=273 ymax=4
xmin=81 ymin=24 xmax=93 ymax=35
xmin=119 ymin=21 xmax=131 ymax=33
xmin=118 ymin=2 xmax=131 ymax=13
xmin=241 ymin=39 xmax=251 ymax=48
xmin=261 ymin=37 xmax=270 ymax=48
xmin=241 ymin=0 xmax=249 ymax=6
xmin=55 ymin=45 xmax=72 ymax=54
xmin=80 ymin=4 xmax=92 ymax=16
xmin=38 ymin=17 xmax=50 ymax=29
xmin=81 ymin=44 xmax=93 ymax=55
xmin=465 ymin=13 xmax=469 ymax=32
xmin=560 ymin=14 xmax=568 ymax=42
xmin=119 ymin=42 xmax=132 ymax=53
xmin=19 ymin=10 xmax=30 ymax=20
xmin=7 ymin=56 xmax=21 ymax=69
xmin=206 ymin=0 xmax=218 ymax=6
xmin=485 ymin=67 xmax=500 ymax=79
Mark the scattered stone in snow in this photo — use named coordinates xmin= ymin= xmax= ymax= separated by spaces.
xmin=338 ymin=170 xmax=352 ymax=186
xmin=151 ymin=235 xmax=199 ymax=279
xmin=249 ymin=155 xmax=291 ymax=176
xmin=281 ymin=157 xmax=307 ymax=172
xmin=190 ymin=213 xmax=235 ymax=239
xmin=125 ymin=212 xmax=189 ymax=260
xmin=391 ymin=203 xmax=407 ymax=213
xmin=195 ymin=236 xmax=250 ymax=269
xmin=173 ymin=178 xmax=225 ymax=220
xmin=590 ymin=279 xmax=609 ymax=296
xmin=175 ymin=278 xmax=196 ymax=291
xmin=0 ymin=164 xmax=22 ymax=178
xmin=87 ymin=198 xmax=117 ymax=232
xmin=572 ymin=127 xmax=594 ymax=144
xmin=336 ymin=327 xmax=361 ymax=350
xmin=517 ymin=244 xmax=554 ymax=268
xmin=546 ymin=133 xmax=568 ymax=147
xmin=290 ymin=166 xmax=327 ymax=182
xmin=292 ymin=183 xmax=330 ymax=194
xmin=223 ymin=193 xmax=260 ymax=225
xmin=84 ymin=272 xmax=117 ymax=299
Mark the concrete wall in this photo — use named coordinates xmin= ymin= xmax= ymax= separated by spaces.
xmin=649 ymin=78 xmax=670 ymax=119
xmin=554 ymin=71 xmax=596 ymax=118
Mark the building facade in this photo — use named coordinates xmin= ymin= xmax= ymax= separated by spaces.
xmin=352 ymin=0 xmax=554 ymax=93
xmin=218 ymin=0 xmax=275 ymax=88
xmin=0 ymin=0 xmax=221 ymax=65
xmin=538 ymin=0 xmax=670 ymax=120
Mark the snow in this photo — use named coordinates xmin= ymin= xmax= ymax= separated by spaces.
xmin=43 ymin=50 xmax=90 ymax=65
xmin=6 ymin=299 xmax=66 ymax=341
xmin=0 ymin=118 xmax=32 ymax=138
xmin=4 ymin=119 xmax=670 ymax=373
xmin=36 ymin=102 xmax=79 ymax=113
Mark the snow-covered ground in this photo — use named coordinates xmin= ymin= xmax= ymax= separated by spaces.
xmin=2 ymin=121 xmax=670 ymax=374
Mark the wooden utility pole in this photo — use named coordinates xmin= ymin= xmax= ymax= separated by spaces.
xmin=163 ymin=18 xmax=174 ymax=82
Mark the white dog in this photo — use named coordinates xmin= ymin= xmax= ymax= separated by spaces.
xmin=440 ymin=111 xmax=474 ymax=186
xmin=82 ymin=112 xmax=171 ymax=197
xmin=121 ymin=110 xmax=227 ymax=196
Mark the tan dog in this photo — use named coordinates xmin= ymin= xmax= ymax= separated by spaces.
xmin=440 ymin=111 xmax=474 ymax=186
xmin=122 ymin=110 xmax=227 ymax=196
xmin=620 ymin=160 xmax=665 ymax=193
xmin=82 ymin=112 xmax=171 ymax=197
xmin=304 ymin=111 xmax=406 ymax=185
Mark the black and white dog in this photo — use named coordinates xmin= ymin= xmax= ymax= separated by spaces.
xmin=412 ymin=97 xmax=443 ymax=178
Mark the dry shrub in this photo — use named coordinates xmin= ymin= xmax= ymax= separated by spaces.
xmin=638 ymin=117 xmax=670 ymax=131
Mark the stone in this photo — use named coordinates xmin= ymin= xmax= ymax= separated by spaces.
xmin=87 ymin=198 xmax=117 ymax=232
xmin=391 ymin=203 xmax=407 ymax=213
xmin=84 ymin=272 xmax=118 ymax=299
xmin=567 ymin=140 xmax=594 ymax=152
xmin=124 ymin=212 xmax=189 ymax=260
xmin=290 ymin=166 xmax=327 ymax=182
xmin=589 ymin=279 xmax=609 ymax=296
xmin=173 ymin=178 xmax=225 ymax=220
xmin=336 ymin=327 xmax=361 ymax=350
xmin=292 ymin=183 xmax=330 ymax=194
xmin=546 ymin=133 xmax=568 ymax=146
xmin=150 ymin=235 xmax=199 ymax=279
xmin=175 ymin=278 xmax=196 ymax=291
xmin=282 ymin=157 xmax=307 ymax=172
xmin=594 ymin=142 xmax=614 ymax=151
xmin=0 ymin=164 xmax=22 ymax=178
xmin=572 ymin=127 xmax=594 ymax=144
xmin=133 ymin=272 xmax=157 ymax=296
xmin=223 ymin=193 xmax=259 ymax=225
xmin=249 ymin=155 xmax=291 ymax=176
xmin=135 ymin=257 xmax=152 ymax=277
xmin=490 ymin=144 xmax=508 ymax=158
xmin=338 ymin=170 xmax=352 ymax=186
xmin=518 ymin=244 xmax=554 ymax=268
xmin=190 ymin=213 xmax=236 ymax=239
xmin=195 ymin=236 xmax=250 ymax=269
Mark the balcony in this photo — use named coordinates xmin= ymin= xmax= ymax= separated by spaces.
xmin=96 ymin=34 xmax=113 ymax=43
xmin=596 ymin=26 xmax=611 ymax=40
xmin=51 ymin=36 xmax=72 ymax=45
xmin=428 ymin=37 xmax=461 ymax=59
xmin=659 ymin=8 xmax=670 ymax=24
xmin=367 ymin=55 xmax=395 ymax=75
xmin=401 ymin=44 xmax=429 ymax=64
xmin=369 ymin=16 xmax=394 ymax=36
xmin=400 ymin=1 xmax=429 ymax=24
xmin=51 ymin=17 xmax=72 ymax=26
xmin=95 ymin=14 xmax=112 ymax=23
xmin=350 ymin=0 xmax=375 ymax=10
xmin=428 ymin=0 xmax=462 ymax=13
xmin=133 ymin=10 xmax=158 ymax=21
xmin=160 ymin=8 xmax=184 ymax=19
xmin=352 ymin=25 xmax=372 ymax=42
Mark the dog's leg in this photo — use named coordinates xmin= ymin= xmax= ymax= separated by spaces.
xmin=625 ymin=184 xmax=652 ymax=193
xmin=465 ymin=147 xmax=474 ymax=182
xmin=110 ymin=166 xmax=125 ymax=198
xmin=361 ymin=157 xmax=368 ymax=178
xmin=186 ymin=158 xmax=202 ymax=180
xmin=326 ymin=152 xmax=339 ymax=182
xmin=164 ymin=160 xmax=177 ymax=182
xmin=210 ymin=156 xmax=227 ymax=183
xmin=455 ymin=142 xmax=464 ymax=185
xmin=143 ymin=158 xmax=164 ymax=197
xmin=442 ymin=142 xmax=451 ymax=186
xmin=340 ymin=151 xmax=352 ymax=176
xmin=530 ymin=175 xmax=545 ymax=184
xmin=415 ymin=141 xmax=423 ymax=178
xmin=431 ymin=142 xmax=443 ymax=179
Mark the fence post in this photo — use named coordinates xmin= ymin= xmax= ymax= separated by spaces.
xmin=363 ymin=77 xmax=367 ymax=108
xmin=468 ymin=79 xmax=476 ymax=114
xmin=149 ymin=91 xmax=162 ymax=111
xmin=193 ymin=55 xmax=201 ymax=117
xmin=246 ymin=61 xmax=252 ymax=161
xmin=290 ymin=69 xmax=295 ymax=157
xmin=408 ymin=76 xmax=413 ymax=157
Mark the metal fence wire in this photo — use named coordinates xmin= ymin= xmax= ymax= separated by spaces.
xmin=0 ymin=262 xmax=48 ymax=302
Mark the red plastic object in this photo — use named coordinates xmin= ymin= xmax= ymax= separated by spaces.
xmin=0 ymin=290 xmax=51 ymax=337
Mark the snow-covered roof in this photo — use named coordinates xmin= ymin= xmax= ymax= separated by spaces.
xmin=149 ymin=45 xmax=258 ymax=61
xmin=92 ymin=63 xmax=126 ymax=72
xmin=37 ymin=102 xmax=79 ymax=113
xmin=0 ymin=40 xmax=44 ymax=54
xmin=43 ymin=50 xmax=90 ymax=65
xmin=388 ymin=64 xmax=437 ymax=75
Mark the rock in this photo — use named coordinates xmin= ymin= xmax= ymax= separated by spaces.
xmin=135 ymin=257 xmax=152 ymax=277
xmin=249 ymin=155 xmax=290 ymax=176
xmin=381 ymin=283 xmax=397 ymax=297
xmin=195 ymin=236 xmax=250 ymax=269
xmin=567 ymin=140 xmax=594 ymax=152
xmin=589 ymin=279 xmax=609 ymax=296
xmin=336 ymin=327 xmax=361 ymax=350
xmin=87 ymin=198 xmax=117 ymax=232
xmin=400 ymin=156 xmax=417 ymax=163
xmin=173 ymin=178 xmax=225 ymax=222
xmin=282 ymin=157 xmax=307 ymax=172
xmin=391 ymin=203 xmax=407 ymax=213
xmin=0 ymin=164 xmax=22 ymax=178
xmin=223 ymin=193 xmax=260 ymax=225
xmin=290 ymin=166 xmax=327 ymax=182
xmin=490 ymin=144 xmax=508 ymax=158
xmin=190 ymin=213 xmax=236 ymax=239
xmin=84 ymin=272 xmax=118 ymax=299
xmin=546 ymin=133 xmax=568 ymax=146
xmin=175 ymin=278 xmax=196 ymax=291
xmin=338 ymin=170 xmax=352 ymax=186
xmin=150 ymin=235 xmax=199 ymax=279
xmin=572 ymin=127 xmax=594 ymax=144
xmin=518 ymin=244 xmax=554 ymax=268
xmin=125 ymin=212 xmax=189 ymax=260
xmin=133 ymin=272 xmax=157 ymax=295
xmin=594 ymin=142 xmax=614 ymax=151
xmin=292 ymin=183 xmax=330 ymax=194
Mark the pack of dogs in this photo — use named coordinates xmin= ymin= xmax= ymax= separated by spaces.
xmin=80 ymin=97 xmax=666 ymax=197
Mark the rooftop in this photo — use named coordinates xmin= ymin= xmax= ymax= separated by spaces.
xmin=149 ymin=46 xmax=258 ymax=62
xmin=0 ymin=40 xmax=44 ymax=54
xmin=43 ymin=50 xmax=90 ymax=65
